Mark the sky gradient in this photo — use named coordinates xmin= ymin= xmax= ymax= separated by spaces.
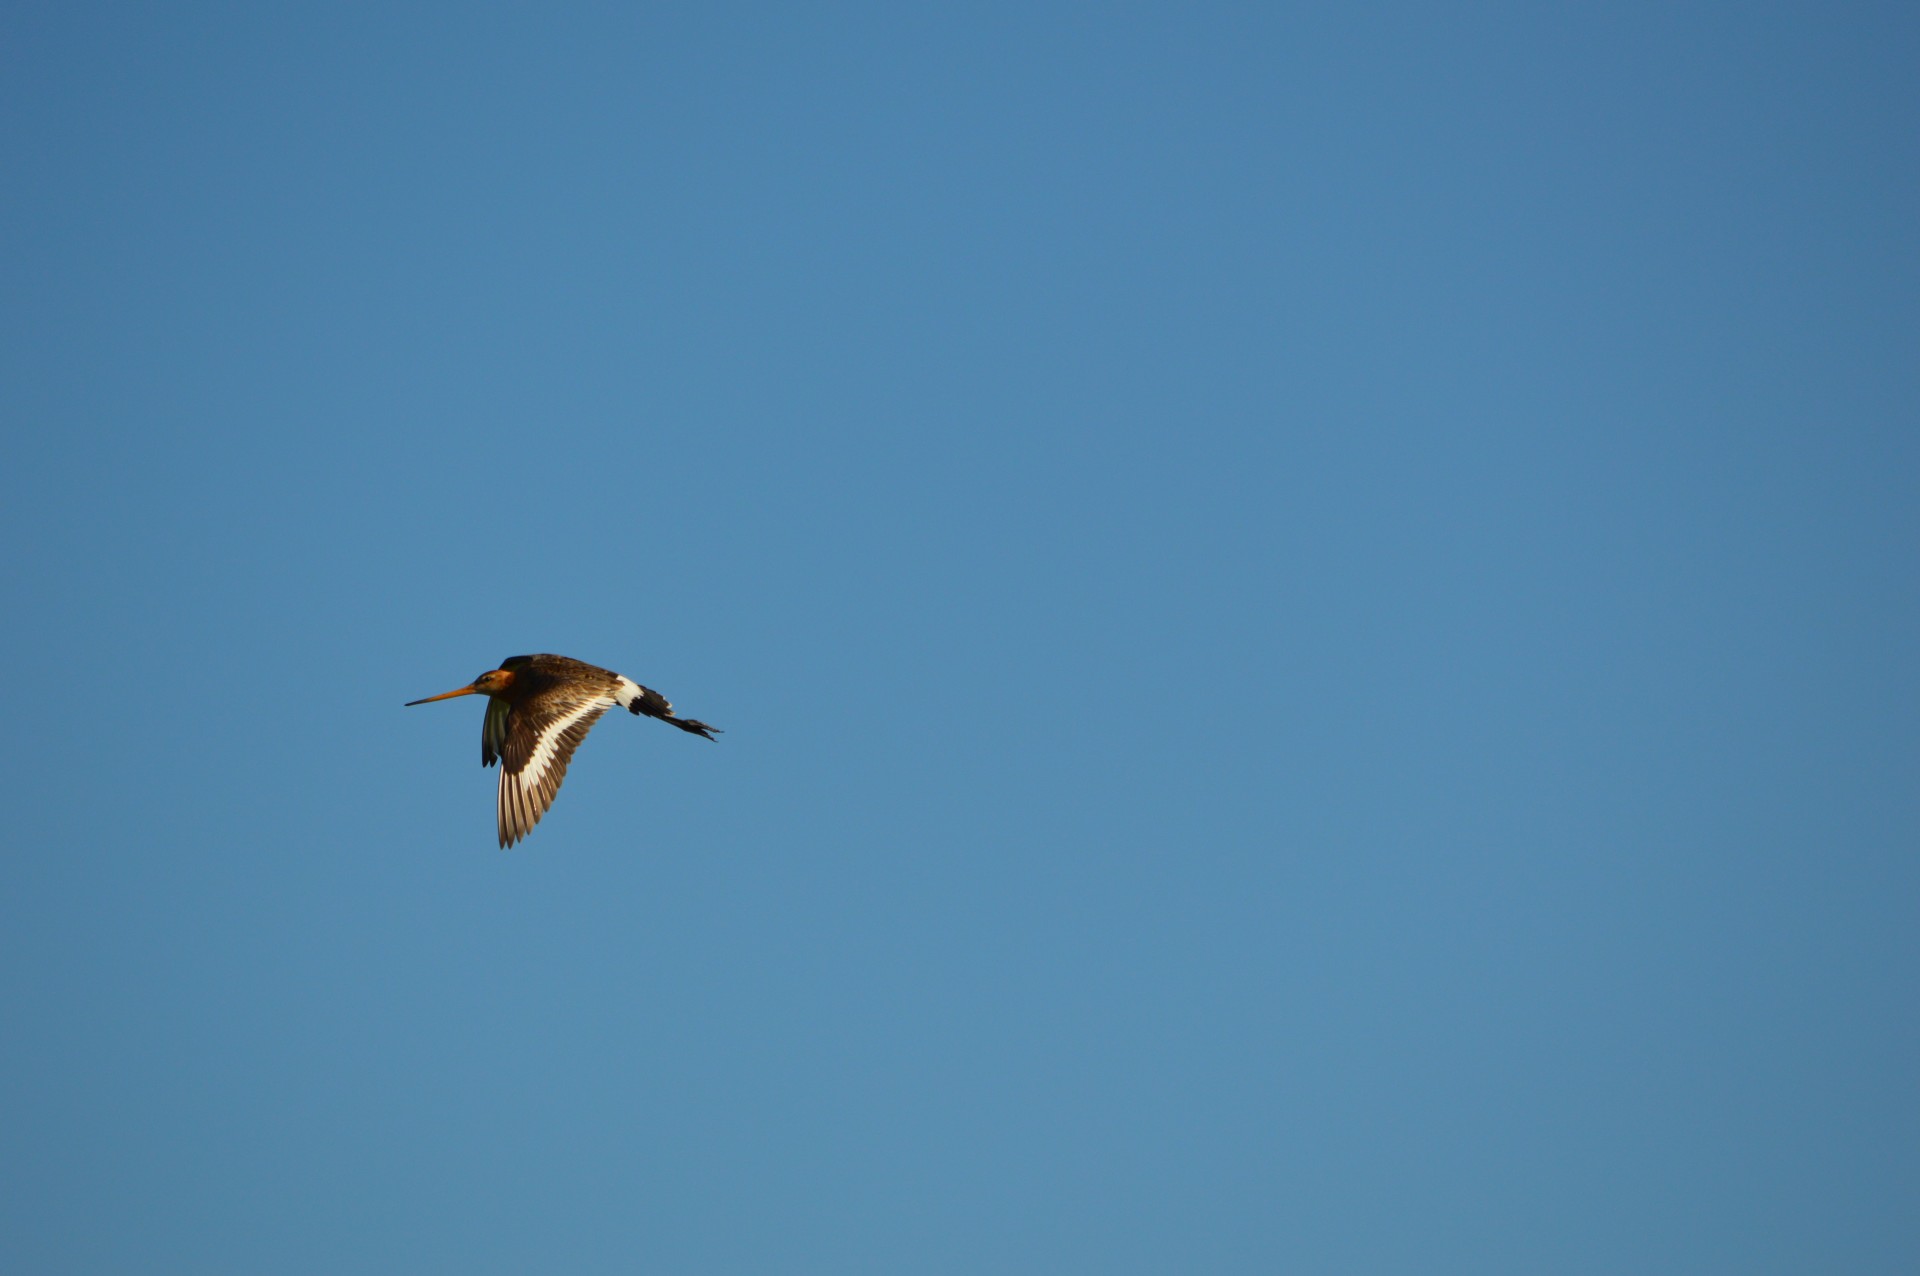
xmin=3 ymin=3 xmax=1917 ymax=1272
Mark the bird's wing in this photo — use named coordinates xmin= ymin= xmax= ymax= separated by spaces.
xmin=496 ymin=686 xmax=616 ymax=848
xmin=482 ymin=696 xmax=511 ymax=767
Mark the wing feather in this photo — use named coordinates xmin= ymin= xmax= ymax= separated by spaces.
xmin=482 ymin=697 xmax=511 ymax=767
xmin=495 ymin=688 xmax=614 ymax=847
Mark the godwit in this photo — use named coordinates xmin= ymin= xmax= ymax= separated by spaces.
xmin=407 ymin=653 xmax=719 ymax=847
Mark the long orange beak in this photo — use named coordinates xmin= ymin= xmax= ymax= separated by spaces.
xmin=405 ymin=684 xmax=480 ymax=707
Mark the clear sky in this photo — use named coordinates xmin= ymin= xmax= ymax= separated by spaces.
xmin=3 ymin=3 xmax=1916 ymax=1272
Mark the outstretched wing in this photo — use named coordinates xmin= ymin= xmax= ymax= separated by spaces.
xmin=494 ymin=686 xmax=616 ymax=848
xmin=482 ymin=696 xmax=511 ymax=766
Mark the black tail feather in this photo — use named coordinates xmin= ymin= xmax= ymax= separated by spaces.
xmin=628 ymin=684 xmax=721 ymax=740
xmin=668 ymin=716 xmax=721 ymax=741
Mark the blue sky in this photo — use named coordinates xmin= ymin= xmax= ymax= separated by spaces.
xmin=3 ymin=2 xmax=1916 ymax=1272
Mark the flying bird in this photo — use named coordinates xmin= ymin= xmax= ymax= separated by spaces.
xmin=407 ymin=653 xmax=720 ymax=847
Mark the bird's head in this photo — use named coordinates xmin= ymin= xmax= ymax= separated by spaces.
xmin=471 ymin=668 xmax=516 ymax=695
xmin=405 ymin=667 xmax=516 ymax=706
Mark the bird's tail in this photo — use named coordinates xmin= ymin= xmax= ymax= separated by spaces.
xmin=626 ymin=683 xmax=722 ymax=740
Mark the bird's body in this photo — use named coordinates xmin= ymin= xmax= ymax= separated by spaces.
xmin=407 ymin=654 xmax=719 ymax=847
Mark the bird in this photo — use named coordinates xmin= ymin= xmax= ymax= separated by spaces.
xmin=406 ymin=653 xmax=719 ymax=847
